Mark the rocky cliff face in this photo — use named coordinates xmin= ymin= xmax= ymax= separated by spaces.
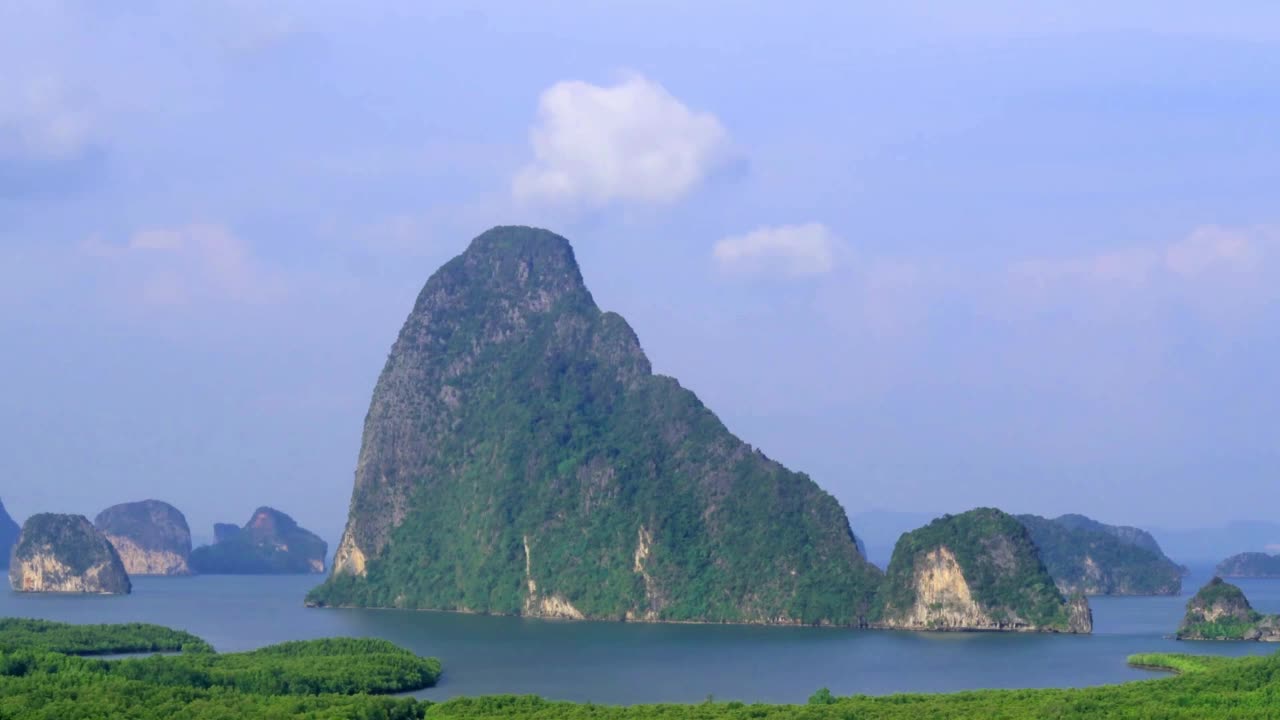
xmin=94 ymin=500 xmax=192 ymax=576
xmin=1177 ymin=577 xmax=1280 ymax=641
xmin=0 ymin=499 xmax=19 ymax=569
xmin=1216 ymin=552 xmax=1280 ymax=579
xmin=873 ymin=508 xmax=1091 ymax=633
xmin=1018 ymin=514 xmax=1183 ymax=596
xmin=308 ymin=226 xmax=882 ymax=624
xmin=190 ymin=508 xmax=327 ymax=575
xmin=9 ymin=514 xmax=131 ymax=594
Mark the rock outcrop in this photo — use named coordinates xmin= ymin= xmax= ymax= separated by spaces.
xmin=0 ymin=499 xmax=19 ymax=569
xmin=1216 ymin=552 xmax=1280 ymax=579
xmin=190 ymin=508 xmax=327 ymax=574
xmin=94 ymin=500 xmax=192 ymax=576
xmin=1017 ymin=514 xmax=1183 ymax=595
xmin=1176 ymin=577 xmax=1280 ymax=641
xmin=8 ymin=514 xmax=131 ymax=594
xmin=308 ymin=226 xmax=882 ymax=624
xmin=872 ymin=508 xmax=1092 ymax=633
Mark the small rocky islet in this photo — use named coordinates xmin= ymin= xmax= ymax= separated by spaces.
xmin=94 ymin=500 xmax=193 ymax=576
xmin=190 ymin=507 xmax=327 ymax=575
xmin=1216 ymin=552 xmax=1280 ymax=579
xmin=8 ymin=513 xmax=131 ymax=595
xmin=873 ymin=508 xmax=1092 ymax=633
xmin=1176 ymin=577 xmax=1280 ymax=642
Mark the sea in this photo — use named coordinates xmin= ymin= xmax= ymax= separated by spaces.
xmin=1 ymin=565 xmax=1276 ymax=705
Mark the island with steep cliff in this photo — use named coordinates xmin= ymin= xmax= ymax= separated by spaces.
xmin=871 ymin=508 xmax=1092 ymax=633
xmin=1216 ymin=552 xmax=1280 ymax=579
xmin=307 ymin=226 xmax=883 ymax=625
xmin=9 ymin=514 xmax=131 ymax=594
xmin=190 ymin=508 xmax=327 ymax=575
xmin=0 ymin=499 xmax=19 ymax=569
xmin=1176 ymin=577 xmax=1280 ymax=641
xmin=1017 ymin=513 xmax=1183 ymax=595
xmin=94 ymin=500 xmax=192 ymax=576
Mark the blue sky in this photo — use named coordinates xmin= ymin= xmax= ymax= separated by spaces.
xmin=2 ymin=1 xmax=1278 ymax=541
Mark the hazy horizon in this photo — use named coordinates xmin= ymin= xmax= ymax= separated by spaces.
xmin=4 ymin=3 xmax=1279 ymax=539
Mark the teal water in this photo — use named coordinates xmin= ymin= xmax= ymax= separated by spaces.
xmin=2 ymin=566 xmax=1277 ymax=704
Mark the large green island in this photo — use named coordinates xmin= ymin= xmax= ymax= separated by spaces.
xmin=0 ymin=617 xmax=1277 ymax=718
xmin=310 ymin=226 xmax=882 ymax=625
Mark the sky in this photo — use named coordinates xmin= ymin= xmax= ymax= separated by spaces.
xmin=2 ymin=1 xmax=1279 ymax=543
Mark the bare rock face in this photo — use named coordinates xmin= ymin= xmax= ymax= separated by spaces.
xmin=94 ymin=500 xmax=192 ymax=576
xmin=873 ymin=508 xmax=1092 ymax=633
xmin=9 ymin=514 xmax=131 ymax=594
xmin=0 ymin=499 xmax=19 ymax=569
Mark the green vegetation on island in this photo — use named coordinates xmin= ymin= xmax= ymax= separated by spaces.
xmin=190 ymin=507 xmax=327 ymax=575
xmin=0 ymin=499 xmax=18 ymax=569
xmin=1017 ymin=513 xmax=1183 ymax=595
xmin=873 ymin=508 xmax=1091 ymax=632
xmin=9 ymin=514 xmax=131 ymax=594
xmin=2 ymin=618 xmax=1280 ymax=719
xmin=0 ymin=618 xmax=209 ymax=655
xmin=1176 ymin=577 xmax=1280 ymax=641
xmin=310 ymin=226 xmax=882 ymax=625
xmin=94 ymin=500 xmax=193 ymax=576
xmin=0 ymin=619 xmax=439 ymax=719
xmin=1217 ymin=552 xmax=1280 ymax=579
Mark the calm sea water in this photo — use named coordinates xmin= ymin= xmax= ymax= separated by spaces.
xmin=2 ymin=566 xmax=1277 ymax=704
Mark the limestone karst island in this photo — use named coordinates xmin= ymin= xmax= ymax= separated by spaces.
xmin=5 ymin=5 xmax=1280 ymax=715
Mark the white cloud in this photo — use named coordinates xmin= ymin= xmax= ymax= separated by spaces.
xmin=713 ymin=223 xmax=840 ymax=277
xmin=80 ymin=224 xmax=282 ymax=306
xmin=0 ymin=76 xmax=95 ymax=164
xmin=1011 ymin=225 xmax=1275 ymax=290
xmin=1165 ymin=225 xmax=1265 ymax=276
xmin=513 ymin=74 xmax=732 ymax=207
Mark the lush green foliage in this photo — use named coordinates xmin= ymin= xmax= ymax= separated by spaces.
xmin=1127 ymin=653 xmax=1236 ymax=674
xmin=873 ymin=508 xmax=1072 ymax=628
xmin=0 ymin=620 xmax=439 ymax=719
xmin=1018 ymin=513 xmax=1183 ymax=595
xmin=191 ymin=507 xmax=326 ymax=574
xmin=0 ymin=618 xmax=210 ymax=655
xmin=109 ymin=637 xmax=441 ymax=695
xmin=310 ymin=227 xmax=881 ymax=625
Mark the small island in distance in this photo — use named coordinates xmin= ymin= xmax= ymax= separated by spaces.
xmin=9 ymin=514 xmax=131 ymax=595
xmin=1217 ymin=552 xmax=1280 ymax=579
xmin=873 ymin=508 xmax=1091 ymax=633
xmin=1017 ymin=513 xmax=1183 ymax=596
xmin=191 ymin=507 xmax=327 ymax=575
xmin=94 ymin=500 xmax=193 ymax=576
xmin=1176 ymin=578 xmax=1280 ymax=642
